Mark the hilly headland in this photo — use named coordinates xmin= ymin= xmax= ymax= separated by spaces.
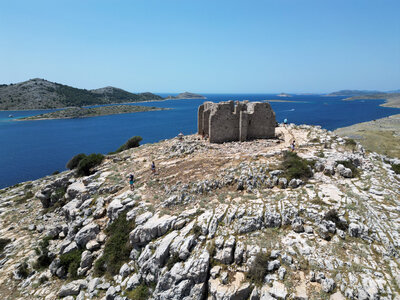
xmin=0 ymin=124 xmax=399 ymax=299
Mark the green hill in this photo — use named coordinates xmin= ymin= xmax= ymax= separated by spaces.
xmin=0 ymin=78 xmax=163 ymax=110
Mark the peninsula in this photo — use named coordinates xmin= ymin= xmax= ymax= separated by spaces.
xmin=343 ymin=93 xmax=400 ymax=108
xmin=19 ymin=105 xmax=168 ymax=121
xmin=165 ymin=91 xmax=206 ymax=100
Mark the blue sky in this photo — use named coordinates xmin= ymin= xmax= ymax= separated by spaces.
xmin=0 ymin=0 xmax=399 ymax=93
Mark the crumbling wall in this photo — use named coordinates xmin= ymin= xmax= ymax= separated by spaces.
xmin=198 ymin=100 xmax=276 ymax=143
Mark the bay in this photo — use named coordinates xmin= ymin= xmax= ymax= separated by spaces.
xmin=0 ymin=93 xmax=399 ymax=188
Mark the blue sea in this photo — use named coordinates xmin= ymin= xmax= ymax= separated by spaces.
xmin=1 ymin=94 xmax=399 ymax=189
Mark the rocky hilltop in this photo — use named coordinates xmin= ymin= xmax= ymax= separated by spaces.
xmin=0 ymin=125 xmax=400 ymax=299
xmin=0 ymin=79 xmax=163 ymax=110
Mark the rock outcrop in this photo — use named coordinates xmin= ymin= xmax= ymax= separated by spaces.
xmin=0 ymin=124 xmax=399 ymax=299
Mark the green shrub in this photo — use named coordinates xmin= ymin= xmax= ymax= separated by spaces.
xmin=324 ymin=209 xmax=348 ymax=231
xmin=76 ymin=153 xmax=104 ymax=176
xmin=34 ymin=237 xmax=52 ymax=270
xmin=125 ymin=284 xmax=150 ymax=300
xmin=392 ymin=163 xmax=400 ymax=175
xmin=59 ymin=249 xmax=83 ymax=279
xmin=66 ymin=153 xmax=86 ymax=170
xmin=94 ymin=212 xmax=135 ymax=276
xmin=0 ymin=238 xmax=11 ymax=255
xmin=246 ymin=251 xmax=270 ymax=285
xmin=52 ymin=170 xmax=60 ymax=175
xmin=345 ymin=138 xmax=357 ymax=147
xmin=336 ymin=160 xmax=360 ymax=178
xmin=112 ymin=136 xmax=143 ymax=154
xmin=50 ymin=187 xmax=66 ymax=202
xmin=281 ymin=151 xmax=313 ymax=181
xmin=17 ymin=261 xmax=30 ymax=278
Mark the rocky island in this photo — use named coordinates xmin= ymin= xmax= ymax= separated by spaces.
xmin=0 ymin=103 xmax=399 ymax=299
xmin=18 ymin=105 xmax=168 ymax=121
xmin=0 ymin=79 xmax=164 ymax=110
xmin=165 ymin=92 xmax=206 ymax=100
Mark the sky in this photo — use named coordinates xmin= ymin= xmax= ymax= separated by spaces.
xmin=0 ymin=0 xmax=399 ymax=93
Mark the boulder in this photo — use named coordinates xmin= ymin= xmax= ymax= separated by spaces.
xmin=74 ymin=223 xmax=100 ymax=248
xmin=58 ymin=280 xmax=87 ymax=298
xmin=129 ymin=214 xmax=177 ymax=245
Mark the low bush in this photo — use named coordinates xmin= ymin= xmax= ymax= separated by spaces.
xmin=59 ymin=249 xmax=83 ymax=279
xmin=336 ymin=160 xmax=360 ymax=178
xmin=125 ymin=284 xmax=150 ymax=300
xmin=34 ymin=237 xmax=52 ymax=270
xmin=246 ymin=251 xmax=270 ymax=285
xmin=0 ymin=238 xmax=11 ymax=255
xmin=17 ymin=261 xmax=30 ymax=278
xmin=324 ymin=209 xmax=348 ymax=231
xmin=392 ymin=163 xmax=400 ymax=175
xmin=66 ymin=153 xmax=86 ymax=170
xmin=111 ymin=136 xmax=143 ymax=154
xmin=281 ymin=151 xmax=313 ymax=181
xmin=94 ymin=212 xmax=135 ymax=276
xmin=76 ymin=153 xmax=104 ymax=176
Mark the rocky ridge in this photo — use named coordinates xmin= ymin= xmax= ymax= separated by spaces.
xmin=0 ymin=125 xmax=400 ymax=299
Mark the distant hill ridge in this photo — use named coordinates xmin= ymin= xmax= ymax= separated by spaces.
xmin=0 ymin=78 xmax=164 ymax=110
xmin=165 ymin=91 xmax=206 ymax=100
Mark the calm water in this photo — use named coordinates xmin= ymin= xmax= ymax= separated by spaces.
xmin=1 ymin=94 xmax=399 ymax=188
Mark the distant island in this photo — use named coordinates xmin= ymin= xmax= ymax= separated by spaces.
xmin=0 ymin=78 xmax=164 ymax=110
xmin=18 ymin=105 xmax=168 ymax=120
xmin=165 ymin=91 xmax=206 ymax=100
xmin=277 ymin=93 xmax=292 ymax=97
xmin=325 ymin=89 xmax=382 ymax=97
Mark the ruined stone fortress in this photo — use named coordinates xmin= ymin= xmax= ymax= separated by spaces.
xmin=198 ymin=100 xmax=276 ymax=143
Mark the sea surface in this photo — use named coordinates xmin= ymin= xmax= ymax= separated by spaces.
xmin=1 ymin=94 xmax=399 ymax=189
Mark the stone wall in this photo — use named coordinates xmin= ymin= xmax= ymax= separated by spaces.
xmin=198 ymin=101 xmax=276 ymax=143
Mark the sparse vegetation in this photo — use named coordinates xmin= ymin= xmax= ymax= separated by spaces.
xmin=324 ymin=209 xmax=348 ymax=231
xmin=59 ymin=249 xmax=83 ymax=279
xmin=0 ymin=238 xmax=11 ymax=255
xmin=246 ymin=251 xmax=270 ymax=285
xmin=111 ymin=136 xmax=143 ymax=154
xmin=125 ymin=284 xmax=150 ymax=300
xmin=34 ymin=237 xmax=52 ymax=270
xmin=17 ymin=261 xmax=30 ymax=279
xmin=392 ymin=163 xmax=400 ymax=174
xmin=77 ymin=153 xmax=104 ymax=176
xmin=281 ymin=151 xmax=313 ymax=181
xmin=336 ymin=160 xmax=360 ymax=177
xmin=94 ymin=212 xmax=135 ymax=276
xmin=66 ymin=153 xmax=86 ymax=170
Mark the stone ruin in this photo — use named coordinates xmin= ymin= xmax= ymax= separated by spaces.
xmin=198 ymin=100 xmax=276 ymax=143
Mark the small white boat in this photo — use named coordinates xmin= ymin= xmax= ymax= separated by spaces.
xmin=8 ymin=114 xmax=14 ymax=118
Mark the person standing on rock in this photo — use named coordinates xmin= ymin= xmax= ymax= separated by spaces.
xmin=291 ymin=140 xmax=296 ymax=152
xmin=151 ymin=161 xmax=156 ymax=174
xmin=284 ymin=118 xmax=288 ymax=127
xmin=128 ymin=173 xmax=135 ymax=190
